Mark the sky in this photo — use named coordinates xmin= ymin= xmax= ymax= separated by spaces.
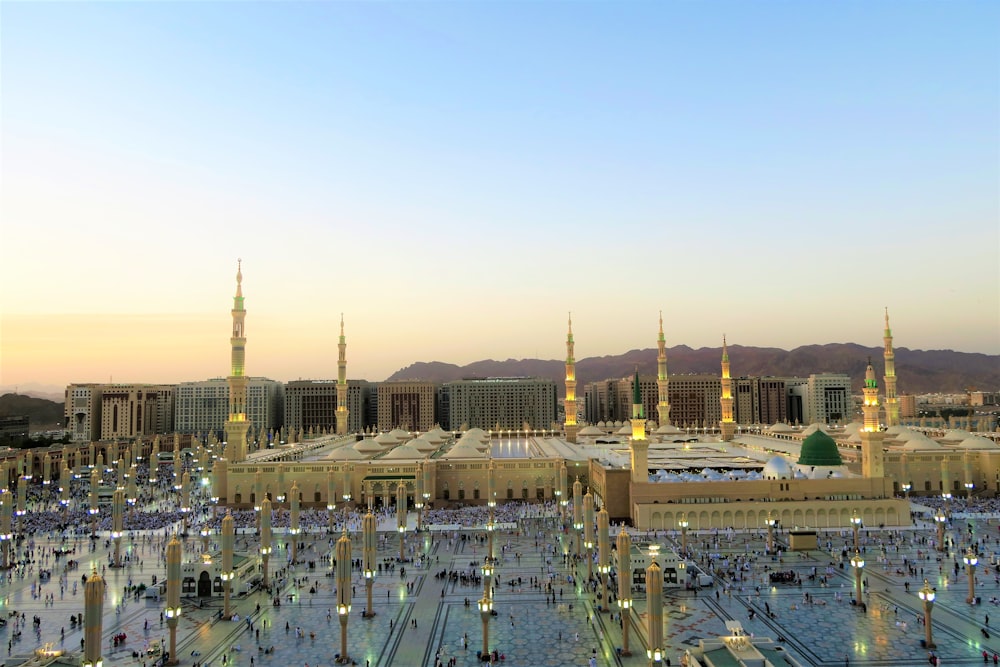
xmin=1 ymin=1 xmax=998 ymax=392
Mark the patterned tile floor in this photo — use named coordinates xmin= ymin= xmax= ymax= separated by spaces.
xmin=5 ymin=510 xmax=1000 ymax=666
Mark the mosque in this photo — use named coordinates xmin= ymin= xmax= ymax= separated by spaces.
xmin=9 ymin=263 xmax=1000 ymax=536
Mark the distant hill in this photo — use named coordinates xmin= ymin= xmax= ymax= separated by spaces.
xmin=386 ymin=344 xmax=1000 ymax=396
xmin=0 ymin=393 xmax=64 ymax=429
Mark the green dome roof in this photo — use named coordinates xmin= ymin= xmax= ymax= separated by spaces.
xmin=797 ymin=430 xmax=843 ymax=466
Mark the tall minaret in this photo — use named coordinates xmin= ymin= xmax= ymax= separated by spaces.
xmin=564 ymin=313 xmax=578 ymax=443
xmin=629 ymin=370 xmax=649 ymax=483
xmin=860 ymin=357 xmax=885 ymax=478
xmin=882 ymin=308 xmax=900 ymax=427
xmin=719 ymin=335 xmax=736 ymax=442
xmin=656 ymin=311 xmax=671 ymax=427
xmin=224 ymin=260 xmax=250 ymax=463
xmin=336 ymin=314 xmax=350 ymax=435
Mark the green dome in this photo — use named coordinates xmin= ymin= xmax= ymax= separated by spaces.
xmin=797 ymin=430 xmax=843 ymax=466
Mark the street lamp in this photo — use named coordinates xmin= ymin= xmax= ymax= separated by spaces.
xmin=902 ymin=482 xmax=911 ymax=500
xmin=942 ymin=492 xmax=952 ymax=517
xmin=850 ymin=510 xmax=862 ymax=551
xmin=850 ymin=550 xmax=865 ymax=606
xmin=678 ymin=516 xmax=689 ymax=555
xmin=965 ymin=482 xmax=974 ymax=499
xmin=934 ymin=510 xmax=947 ymax=552
xmin=964 ymin=547 xmax=978 ymax=604
xmin=480 ymin=559 xmax=494 ymax=657
xmin=765 ymin=511 xmax=776 ymax=554
xmin=918 ymin=579 xmax=936 ymax=649
xmin=617 ymin=528 xmax=632 ymax=656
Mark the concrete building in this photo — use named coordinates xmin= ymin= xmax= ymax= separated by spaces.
xmin=99 ymin=384 xmax=176 ymax=439
xmin=175 ymin=377 xmax=283 ymax=440
xmin=444 ymin=377 xmax=556 ymax=431
xmin=65 ymin=384 xmax=104 ymax=442
xmin=284 ymin=379 xmax=370 ymax=434
xmin=804 ymin=374 xmax=853 ymax=424
xmin=0 ymin=416 xmax=29 ymax=443
xmin=377 ymin=381 xmax=436 ymax=431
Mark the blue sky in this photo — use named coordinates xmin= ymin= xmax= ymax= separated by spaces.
xmin=1 ymin=1 xmax=997 ymax=387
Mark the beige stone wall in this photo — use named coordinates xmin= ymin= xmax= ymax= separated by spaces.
xmin=633 ymin=498 xmax=910 ymax=531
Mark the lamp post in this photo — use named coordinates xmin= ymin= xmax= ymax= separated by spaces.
xmin=111 ymin=489 xmax=125 ymax=568
xmin=558 ymin=462 xmax=568 ymax=522
xmin=646 ymin=548 xmax=664 ymax=667
xmin=487 ymin=460 xmax=497 ymax=562
xmin=850 ymin=509 xmax=862 ymax=551
xmin=200 ymin=526 xmax=211 ymax=553
xmin=850 ymin=550 xmax=865 ymax=605
xmin=127 ymin=465 xmax=138 ymax=519
xmin=965 ymin=481 xmax=974 ymax=499
xmin=0 ymin=491 xmax=12 ymax=569
xmin=164 ymin=535 xmax=181 ymax=665
xmin=180 ymin=471 xmax=191 ymax=532
xmin=83 ymin=568 xmax=105 ymax=667
xmin=597 ymin=506 xmax=610 ymax=612
xmin=89 ymin=467 xmax=101 ymax=536
xmin=479 ymin=560 xmax=494 ymax=657
xmin=415 ymin=463 xmax=425 ymax=532
xmin=289 ymin=481 xmax=301 ymax=563
xmin=942 ymin=492 xmax=952 ymax=517
xmin=934 ymin=510 xmax=947 ymax=552
xmin=583 ymin=491 xmax=595 ymax=582
xmin=918 ymin=579 xmax=936 ymax=649
xmin=572 ymin=478 xmax=583 ymax=558
xmin=902 ymin=482 xmax=911 ymax=500
xmin=617 ymin=528 xmax=632 ymax=656
xmin=221 ymin=511 xmax=234 ymax=619
xmin=678 ymin=516 xmax=689 ymax=556
xmin=363 ymin=507 xmax=376 ymax=617
xmin=335 ymin=527 xmax=352 ymax=663
xmin=964 ymin=547 xmax=978 ymax=604
xmin=327 ymin=469 xmax=337 ymax=533
xmin=396 ymin=481 xmax=407 ymax=562
xmin=765 ymin=511 xmax=776 ymax=554
xmin=422 ymin=462 xmax=432 ymax=521
xmin=260 ymin=498 xmax=273 ymax=587
xmin=60 ymin=465 xmax=71 ymax=523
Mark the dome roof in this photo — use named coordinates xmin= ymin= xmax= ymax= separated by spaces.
xmin=899 ymin=433 xmax=942 ymax=450
xmin=374 ymin=432 xmax=399 ymax=445
xmin=655 ymin=424 xmax=684 ymax=434
xmin=884 ymin=425 xmax=910 ymax=436
xmin=616 ymin=424 xmax=634 ymax=435
xmin=959 ymin=436 xmax=1000 ymax=449
xmin=802 ymin=423 xmax=830 ymax=436
xmin=797 ymin=430 xmax=843 ymax=466
xmin=768 ymin=423 xmax=794 ymax=433
xmin=382 ymin=444 xmax=426 ymax=459
xmin=327 ymin=445 xmax=368 ymax=460
xmin=354 ymin=439 xmax=384 ymax=453
xmin=388 ymin=428 xmax=411 ymax=440
xmin=408 ymin=437 xmax=440 ymax=452
xmin=842 ymin=422 xmax=863 ymax=435
xmin=762 ymin=456 xmax=793 ymax=480
xmin=577 ymin=425 xmax=604 ymax=436
xmin=943 ymin=429 xmax=973 ymax=441
xmin=441 ymin=443 xmax=485 ymax=459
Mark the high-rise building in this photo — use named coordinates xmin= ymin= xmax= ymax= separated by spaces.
xmin=284 ymin=379 xmax=369 ymax=434
xmin=175 ymin=378 xmax=283 ymax=440
xmin=756 ymin=378 xmax=788 ymax=425
xmin=900 ymin=393 xmax=917 ymax=418
xmin=377 ymin=381 xmax=436 ymax=431
xmin=99 ymin=384 xmax=176 ymax=439
xmin=802 ymin=373 xmax=852 ymax=424
xmin=65 ymin=384 xmax=104 ymax=442
xmin=444 ymin=377 xmax=556 ymax=431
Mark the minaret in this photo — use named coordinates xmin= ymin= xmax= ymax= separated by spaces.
xmin=224 ymin=260 xmax=251 ymax=462
xmin=564 ymin=313 xmax=578 ymax=443
xmin=336 ymin=314 xmax=350 ymax=435
xmin=719 ymin=335 xmax=736 ymax=442
xmin=883 ymin=308 xmax=900 ymax=427
xmin=656 ymin=311 xmax=671 ymax=427
xmin=629 ymin=370 xmax=649 ymax=483
xmin=860 ymin=357 xmax=885 ymax=478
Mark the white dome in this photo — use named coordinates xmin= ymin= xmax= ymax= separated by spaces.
xmin=616 ymin=424 xmax=633 ymax=435
xmin=900 ymin=433 xmax=942 ymax=450
xmin=761 ymin=456 xmax=793 ymax=480
xmin=802 ymin=423 xmax=831 ymax=435
xmin=382 ymin=444 xmax=426 ymax=459
xmin=959 ymin=436 xmax=1000 ymax=449
xmin=655 ymin=424 xmax=684 ymax=434
xmin=354 ymin=439 xmax=384 ymax=453
xmin=768 ymin=423 xmax=794 ymax=433
xmin=842 ymin=422 xmax=863 ymax=435
xmin=374 ymin=432 xmax=399 ymax=445
xmin=578 ymin=425 xmax=604 ymax=436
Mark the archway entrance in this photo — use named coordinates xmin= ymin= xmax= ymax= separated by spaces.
xmin=198 ymin=571 xmax=212 ymax=597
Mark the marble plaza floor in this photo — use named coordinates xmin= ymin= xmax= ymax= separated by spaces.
xmin=4 ymin=508 xmax=1000 ymax=667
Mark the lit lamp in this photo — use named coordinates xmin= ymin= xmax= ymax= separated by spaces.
xmin=573 ymin=477 xmax=583 ymax=558
xmin=646 ymin=546 xmax=664 ymax=667
xmin=335 ymin=527 xmax=352 ymax=663
xmin=678 ymin=516 xmax=689 ymax=555
xmin=934 ymin=510 xmax=947 ymax=552
xmin=584 ymin=491 xmax=595 ymax=581
xmin=396 ymin=481 xmax=407 ymax=562
xmin=200 ymin=526 xmax=211 ymax=553
xmin=965 ymin=481 xmax=974 ymax=499
xmin=221 ymin=511 xmax=235 ymax=619
xmin=765 ymin=511 xmax=776 ymax=554
xmin=964 ymin=547 xmax=978 ymax=604
xmin=327 ymin=469 xmax=337 ymax=533
xmin=260 ymin=498 xmax=273 ymax=587
xmin=918 ymin=579 xmax=936 ymax=649
xmin=850 ymin=510 xmax=862 ymax=551
xmin=902 ymin=482 xmax=912 ymax=500
xmin=942 ymin=492 xmax=952 ymax=517
xmin=597 ymin=507 xmax=610 ymax=612
xmin=362 ymin=508 xmax=376 ymax=617
xmin=164 ymin=535 xmax=182 ymax=665
xmin=82 ymin=568 xmax=105 ymax=667
xmin=850 ymin=550 xmax=865 ymax=605
xmin=0 ymin=490 xmax=13 ymax=569
xmin=289 ymin=481 xmax=301 ymax=562
xmin=479 ymin=558 xmax=494 ymax=657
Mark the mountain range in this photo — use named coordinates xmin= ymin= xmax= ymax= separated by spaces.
xmin=386 ymin=343 xmax=1000 ymax=396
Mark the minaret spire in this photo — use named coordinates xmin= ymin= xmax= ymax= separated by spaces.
xmin=860 ymin=356 xmax=885 ymax=478
xmin=719 ymin=335 xmax=735 ymax=441
xmin=882 ymin=308 xmax=900 ymax=427
xmin=564 ymin=313 xmax=578 ymax=443
xmin=629 ymin=364 xmax=649 ymax=482
xmin=656 ymin=311 xmax=671 ymax=428
xmin=336 ymin=314 xmax=349 ymax=435
xmin=224 ymin=260 xmax=250 ymax=462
